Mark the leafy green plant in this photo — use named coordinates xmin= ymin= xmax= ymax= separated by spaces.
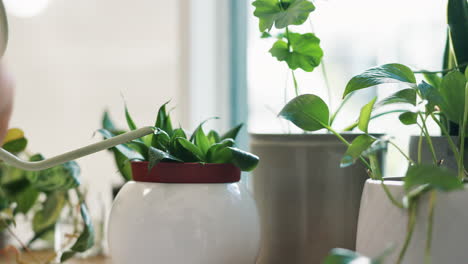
xmin=100 ymin=102 xmax=259 ymax=180
xmin=0 ymin=128 xmax=94 ymax=263
xmin=252 ymin=0 xmax=468 ymax=263
xmin=281 ymin=63 xmax=468 ymax=263
xmin=253 ymin=0 xmax=323 ymax=96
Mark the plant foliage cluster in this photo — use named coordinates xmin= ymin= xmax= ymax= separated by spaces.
xmin=0 ymin=129 xmax=94 ymax=263
xmin=100 ymin=102 xmax=259 ymax=182
xmin=253 ymin=0 xmax=468 ymax=263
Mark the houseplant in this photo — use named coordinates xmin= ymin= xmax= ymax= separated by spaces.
xmin=0 ymin=128 xmax=94 ymax=263
xmin=100 ymin=102 xmax=260 ymax=264
xmin=250 ymin=1 xmax=386 ymax=263
xmin=282 ymin=65 xmax=468 ymax=263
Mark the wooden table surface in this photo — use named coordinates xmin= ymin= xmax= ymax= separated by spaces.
xmin=0 ymin=251 xmax=111 ymax=264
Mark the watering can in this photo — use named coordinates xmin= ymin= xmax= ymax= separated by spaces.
xmin=0 ymin=2 xmax=155 ymax=171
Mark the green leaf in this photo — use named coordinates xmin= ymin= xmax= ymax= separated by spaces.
xmin=206 ymin=139 xmax=235 ymax=163
xmin=418 ymin=80 xmax=444 ymax=114
xmin=376 ymin=88 xmax=417 ymax=107
xmin=151 ymin=128 xmax=171 ymax=151
xmin=27 ymin=159 xmax=81 ymax=192
xmin=228 ymin=147 xmax=259 ymax=172
xmin=270 ymin=32 xmax=323 ymax=72
xmin=438 ymin=70 xmax=467 ymax=124
xmin=193 ymin=125 xmax=211 ymax=155
xmin=358 ymin=97 xmax=377 ymax=133
xmin=340 ymin=135 xmax=376 ymax=168
xmin=60 ymin=251 xmax=76 ymax=262
xmin=13 ymin=186 xmax=39 ymax=215
xmin=112 ymin=150 xmax=132 ymax=181
xmin=323 ymin=248 xmax=382 ymax=264
xmin=70 ymin=204 xmax=95 ymax=252
xmin=127 ymin=140 xmax=149 ymax=160
xmin=207 ymin=130 xmax=221 ymax=145
xmin=102 ymin=111 xmax=118 ymax=132
xmin=252 ymin=0 xmax=315 ymax=32
xmin=279 ymin=94 xmax=330 ymax=131
xmin=175 ymin=138 xmax=205 ymax=162
xmin=124 ymin=104 xmax=137 ymax=131
xmin=2 ymin=138 xmax=27 ymax=153
xmin=32 ymin=191 xmax=66 ymax=233
xmin=399 ymin=112 xmax=418 ymax=125
xmin=422 ymin=72 xmax=442 ymax=89
xmin=404 ymin=165 xmax=463 ymax=192
xmin=447 ymin=0 xmax=468 ymax=72
xmin=154 ymin=101 xmax=173 ymax=135
xmin=221 ymin=124 xmax=243 ymax=141
xmin=261 ymin=32 xmax=271 ymax=38
xmin=171 ymin=128 xmax=187 ymax=140
xmin=97 ymin=129 xmax=144 ymax=161
xmin=343 ymin=63 xmax=416 ymax=98
xmin=148 ymin=146 xmax=182 ymax=170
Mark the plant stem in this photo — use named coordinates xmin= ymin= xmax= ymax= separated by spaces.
xmin=380 ymin=181 xmax=404 ymax=209
xmin=413 ymin=62 xmax=468 ymax=74
xmin=430 ymin=112 xmax=461 ymax=165
xmin=325 ymin=126 xmax=372 ymax=170
xmin=425 ymin=191 xmax=436 ymax=264
xmin=418 ymin=113 xmax=438 ymax=164
xmin=330 ymin=93 xmax=352 ymax=126
xmin=397 ymin=200 xmax=418 ymax=264
xmin=320 ymin=57 xmax=333 ymax=112
xmin=418 ymin=131 xmax=423 ymax=164
xmin=343 ymin=110 xmax=407 ymax=132
xmin=458 ymin=83 xmax=468 ymax=180
xmin=389 ymin=140 xmax=415 ymax=164
xmin=291 ymin=70 xmax=299 ymax=97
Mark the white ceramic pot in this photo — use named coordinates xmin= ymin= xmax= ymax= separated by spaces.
xmin=250 ymin=134 xmax=381 ymax=264
xmin=108 ymin=162 xmax=260 ymax=264
xmin=357 ymin=179 xmax=468 ymax=263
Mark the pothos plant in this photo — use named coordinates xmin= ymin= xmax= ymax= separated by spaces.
xmin=252 ymin=0 xmax=324 ymax=97
xmin=254 ymin=0 xmax=468 ymax=263
xmin=100 ymin=102 xmax=259 ymax=179
xmin=0 ymin=129 xmax=94 ymax=263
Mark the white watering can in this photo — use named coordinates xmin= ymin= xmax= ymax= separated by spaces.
xmin=0 ymin=1 xmax=155 ymax=171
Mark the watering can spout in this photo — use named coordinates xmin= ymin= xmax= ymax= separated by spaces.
xmin=0 ymin=126 xmax=154 ymax=171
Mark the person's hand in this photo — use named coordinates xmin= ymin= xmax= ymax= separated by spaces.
xmin=0 ymin=65 xmax=13 ymax=145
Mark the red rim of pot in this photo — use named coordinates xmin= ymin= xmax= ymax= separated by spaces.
xmin=131 ymin=161 xmax=241 ymax=183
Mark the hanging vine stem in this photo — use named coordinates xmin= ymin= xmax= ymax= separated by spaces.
xmin=430 ymin=112 xmax=461 ymax=166
xmin=418 ymin=113 xmax=438 ymax=164
xmin=425 ymin=191 xmax=436 ymax=264
xmin=396 ymin=200 xmax=418 ymax=264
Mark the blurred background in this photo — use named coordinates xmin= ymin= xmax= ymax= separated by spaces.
xmin=3 ymin=0 xmax=447 ymax=225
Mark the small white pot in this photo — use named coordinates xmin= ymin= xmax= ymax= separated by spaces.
xmin=108 ymin=162 xmax=260 ymax=264
xmin=357 ymin=179 xmax=468 ymax=263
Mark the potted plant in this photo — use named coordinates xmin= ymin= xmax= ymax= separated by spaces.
xmin=407 ymin=0 xmax=468 ymax=170
xmin=249 ymin=1 xmax=386 ymax=263
xmin=99 ymin=102 xmax=260 ymax=264
xmin=0 ymin=128 xmax=94 ymax=263
xmin=278 ymin=1 xmax=468 ymax=260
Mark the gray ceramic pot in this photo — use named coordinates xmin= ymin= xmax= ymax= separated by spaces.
xmin=250 ymin=133 xmax=381 ymax=264
xmin=409 ymin=135 xmax=467 ymax=171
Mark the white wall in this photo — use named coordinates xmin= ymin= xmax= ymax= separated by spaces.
xmin=4 ymin=0 xmax=188 ymax=212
